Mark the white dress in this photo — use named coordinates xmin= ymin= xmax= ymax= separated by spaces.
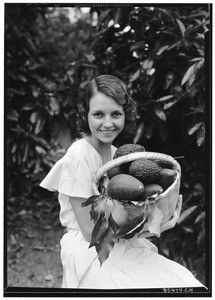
xmin=40 ymin=138 xmax=204 ymax=289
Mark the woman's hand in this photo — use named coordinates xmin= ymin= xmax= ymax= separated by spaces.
xmin=160 ymin=194 xmax=183 ymax=233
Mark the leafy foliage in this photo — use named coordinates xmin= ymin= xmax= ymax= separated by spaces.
xmin=82 ymin=194 xmax=156 ymax=265
xmin=6 ymin=4 xmax=210 ymax=285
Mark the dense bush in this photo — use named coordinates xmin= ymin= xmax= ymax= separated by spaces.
xmin=6 ymin=4 xmax=210 ymax=285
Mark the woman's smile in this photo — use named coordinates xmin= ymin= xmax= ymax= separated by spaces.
xmin=99 ymin=129 xmax=115 ymax=134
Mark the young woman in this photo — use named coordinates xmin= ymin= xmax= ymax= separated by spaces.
xmin=40 ymin=75 xmax=203 ymax=289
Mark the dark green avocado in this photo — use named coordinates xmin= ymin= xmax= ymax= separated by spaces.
xmin=150 ymin=159 xmax=173 ymax=169
xmin=155 ymin=168 xmax=176 ymax=190
xmin=113 ymin=144 xmax=145 ymax=159
xmin=129 ymin=158 xmax=161 ymax=184
xmin=107 ymin=165 xmax=125 ymax=179
xmin=107 ymin=174 xmax=145 ymax=201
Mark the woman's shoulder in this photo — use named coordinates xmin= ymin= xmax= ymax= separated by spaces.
xmin=66 ymin=138 xmax=101 ymax=163
xmin=66 ymin=139 xmax=87 ymax=156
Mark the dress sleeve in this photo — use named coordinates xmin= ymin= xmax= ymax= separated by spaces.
xmin=40 ymin=146 xmax=98 ymax=199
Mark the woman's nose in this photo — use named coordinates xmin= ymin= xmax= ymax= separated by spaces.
xmin=103 ymin=117 xmax=113 ymax=128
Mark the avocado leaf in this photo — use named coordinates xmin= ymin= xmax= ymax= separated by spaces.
xmin=115 ymin=213 xmax=147 ymax=238
xmin=89 ymin=211 xmax=109 ymax=248
xmin=89 ymin=195 xmax=108 ymax=222
xmin=147 ymin=207 xmax=164 ymax=237
xmin=103 ymin=197 xmax=115 ymax=220
xmin=108 ymin=213 xmax=119 ymax=234
xmin=81 ymin=195 xmax=101 ymax=207
xmin=122 ymin=201 xmax=146 ymax=220
xmin=111 ymin=199 xmax=129 ymax=226
xmin=95 ymin=224 xmax=116 ymax=266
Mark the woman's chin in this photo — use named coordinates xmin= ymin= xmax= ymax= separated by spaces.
xmin=99 ymin=134 xmax=117 ymax=144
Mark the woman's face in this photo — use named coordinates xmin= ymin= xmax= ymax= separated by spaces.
xmin=87 ymin=92 xmax=125 ymax=144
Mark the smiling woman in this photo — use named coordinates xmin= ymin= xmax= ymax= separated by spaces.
xmin=40 ymin=75 xmax=204 ymax=289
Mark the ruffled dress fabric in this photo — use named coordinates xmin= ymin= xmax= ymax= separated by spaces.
xmin=40 ymin=138 xmax=204 ymax=289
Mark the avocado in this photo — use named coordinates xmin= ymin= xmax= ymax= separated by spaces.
xmin=140 ymin=183 xmax=163 ymax=200
xmin=150 ymin=159 xmax=173 ymax=169
xmin=113 ymin=144 xmax=145 ymax=159
xmin=156 ymin=168 xmax=176 ymax=190
xmin=107 ymin=165 xmax=125 ymax=179
xmin=129 ymin=159 xmax=161 ymax=184
xmin=107 ymin=174 xmax=144 ymax=201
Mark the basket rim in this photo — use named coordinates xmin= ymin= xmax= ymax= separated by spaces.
xmin=95 ymin=151 xmax=181 ymax=183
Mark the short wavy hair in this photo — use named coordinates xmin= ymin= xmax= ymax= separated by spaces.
xmin=78 ymin=75 xmax=137 ymax=137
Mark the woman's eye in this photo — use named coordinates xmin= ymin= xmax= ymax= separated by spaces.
xmin=113 ymin=112 xmax=123 ymax=117
xmin=94 ymin=112 xmax=103 ymax=117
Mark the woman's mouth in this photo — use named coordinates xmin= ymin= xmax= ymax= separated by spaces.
xmin=100 ymin=130 xmax=115 ymax=134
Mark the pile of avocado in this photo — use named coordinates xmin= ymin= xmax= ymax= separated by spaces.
xmin=106 ymin=144 xmax=177 ymax=202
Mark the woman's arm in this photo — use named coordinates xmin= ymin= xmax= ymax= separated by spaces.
xmin=69 ymin=196 xmax=94 ymax=242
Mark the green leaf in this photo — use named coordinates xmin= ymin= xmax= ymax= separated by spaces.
xmin=163 ymin=99 xmax=178 ymax=110
xmin=34 ymin=116 xmax=45 ymax=135
xmin=197 ymin=123 xmax=205 ymax=146
xmin=89 ymin=212 xmax=108 ymax=248
xmin=181 ymin=64 xmax=196 ymax=86
xmin=190 ymin=57 xmax=204 ymax=62
xmin=22 ymin=103 xmax=35 ymax=111
xmin=104 ymin=198 xmax=115 ymax=220
xmin=194 ymin=212 xmax=205 ymax=224
xmin=133 ymin=122 xmax=145 ymax=144
xmin=111 ymin=199 xmax=128 ymax=226
xmin=30 ymin=112 xmax=38 ymax=124
xmin=156 ymin=95 xmax=174 ymax=102
xmin=141 ymin=59 xmax=153 ymax=70
xmin=95 ymin=225 xmax=116 ymax=266
xmin=130 ymin=41 xmax=145 ymax=51
xmin=181 ymin=226 xmax=194 ymax=233
xmin=81 ymin=195 xmax=101 ymax=207
xmin=122 ymin=202 xmax=145 ymax=220
xmin=11 ymin=143 xmax=17 ymax=153
xmin=147 ymin=207 xmax=163 ymax=237
xmin=164 ymin=72 xmax=175 ymax=89
xmin=178 ymin=206 xmax=198 ymax=224
xmin=176 ymin=18 xmax=186 ymax=37
xmin=18 ymin=75 xmax=27 ymax=82
xmin=188 ymin=122 xmax=203 ymax=135
xmin=115 ymin=213 xmax=146 ymax=238
xmin=49 ymin=97 xmax=60 ymax=116
xmin=197 ymin=229 xmax=205 ymax=245
xmin=156 ymin=45 xmax=169 ymax=56
xmin=153 ymin=106 xmax=167 ymax=121
xmin=23 ymin=142 xmax=30 ymax=162
xmin=130 ymin=69 xmax=140 ymax=82
xmin=7 ymin=109 xmax=19 ymax=121
xmin=35 ymin=146 xmax=46 ymax=155
xmin=108 ymin=213 xmax=119 ymax=234
xmin=90 ymin=195 xmax=108 ymax=222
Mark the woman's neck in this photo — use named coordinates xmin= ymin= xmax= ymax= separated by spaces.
xmin=84 ymin=135 xmax=112 ymax=164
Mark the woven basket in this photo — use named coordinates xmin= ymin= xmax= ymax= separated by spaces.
xmin=95 ymin=152 xmax=181 ymax=231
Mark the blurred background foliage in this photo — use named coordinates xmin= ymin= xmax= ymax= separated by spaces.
xmin=6 ymin=4 xmax=210 ymax=285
